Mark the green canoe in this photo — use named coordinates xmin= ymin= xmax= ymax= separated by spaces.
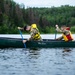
xmin=0 ymin=37 xmax=75 ymax=48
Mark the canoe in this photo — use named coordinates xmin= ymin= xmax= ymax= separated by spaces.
xmin=0 ymin=37 xmax=75 ymax=48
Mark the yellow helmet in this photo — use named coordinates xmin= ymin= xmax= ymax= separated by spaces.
xmin=31 ymin=24 xmax=37 ymax=28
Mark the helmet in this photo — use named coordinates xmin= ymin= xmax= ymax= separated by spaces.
xmin=31 ymin=24 xmax=37 ymax=28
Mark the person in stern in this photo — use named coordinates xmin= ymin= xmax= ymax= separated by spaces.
xmin=18 ymin=24 xmax=42 ymax=43
xmin=55 ymin=24 xmax=74 ymax=41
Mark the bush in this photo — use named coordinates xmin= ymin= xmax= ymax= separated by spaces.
xmin=71 ymin=26 xmax=75 ymax=33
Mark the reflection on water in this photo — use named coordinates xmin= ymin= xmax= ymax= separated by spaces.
xmin=62 ymin=48 xmax=73 ymax=62
xmin=0 ymin=48 xmax=75 ymax=75
xmin=62 ymin=48 xmax=72 ymax=53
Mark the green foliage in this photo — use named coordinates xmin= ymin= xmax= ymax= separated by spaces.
xmin=50 ymin=27 xmax=55 ymax=33
xmin=71 ymin=26 xmax=75 ymax=33
xmin=0 ymin=0 xmax=75 ymax=34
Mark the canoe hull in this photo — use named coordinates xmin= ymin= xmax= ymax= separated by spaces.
xmin=0 ymin=37 xmax=75 ymax=48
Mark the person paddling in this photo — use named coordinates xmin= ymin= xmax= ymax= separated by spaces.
xmin=55 ymin=24 xmax=74 ymax=41
xmin=18 ymin=24 xmax=42 ymax=43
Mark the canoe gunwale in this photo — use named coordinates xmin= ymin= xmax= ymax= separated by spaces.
xmin=0 ymin=37 xmax=75 ymax=48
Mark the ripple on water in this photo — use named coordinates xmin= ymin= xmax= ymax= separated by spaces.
xmin=0 ymin=48 xmax=75 ymax=75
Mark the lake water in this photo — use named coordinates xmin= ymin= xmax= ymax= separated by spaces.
xmin=0 ymin=34 xmax=75 ymax=75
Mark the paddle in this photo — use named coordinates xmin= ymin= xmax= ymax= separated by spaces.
xmin=19 ymin=29 xmax=26 ymax=48
xmin=55 ymin=25 xmax=58 ymax=39
xmin=55 ymin=30 xmax=57 ymax=39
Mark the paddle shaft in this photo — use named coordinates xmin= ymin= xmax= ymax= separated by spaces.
xmin=19 ymin=30 xmax=26 ymax=48
xmin=55 ymin=30 xmax=57 ymax=39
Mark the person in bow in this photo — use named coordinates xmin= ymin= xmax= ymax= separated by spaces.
xmin=18 ymin=23 xmax=42 ymax=43
xmin=55 ymin=24 xmax=74 ymax=41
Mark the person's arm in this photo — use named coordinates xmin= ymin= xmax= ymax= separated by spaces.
xmin=56 ymin=25 xmax=62 ymax=32
xmin=23 ymin=33 xmax=34 ymax=43
xmin=18 ymin=26 xmax=27 ymax=43
xmin=23 ymin=29 xmax=38 ymax=43
xmin=55 ymin=25 xmax=70 ymax=34
xmin=29 ymin=29 xmax=35 ymax=40
xmin=18 ymin=27 xmax=24 ymax=30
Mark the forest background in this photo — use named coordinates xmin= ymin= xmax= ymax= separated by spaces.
xmin=0 ymin=0 xmax=75 ymax=34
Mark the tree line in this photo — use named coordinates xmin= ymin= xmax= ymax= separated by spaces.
xmin=0 ymin=0 xmax=75 ymax=34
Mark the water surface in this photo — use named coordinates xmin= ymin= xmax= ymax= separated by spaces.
xmin=0 ymin=48 xmax=75 ymax=75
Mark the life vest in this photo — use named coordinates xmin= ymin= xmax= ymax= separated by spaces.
xmin=62 ymin=31 xmax=73 ymax=41
xmin=31 ymin=24 xmax=41 ymax=40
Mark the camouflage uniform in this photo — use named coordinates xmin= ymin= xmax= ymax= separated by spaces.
xmin=29 ymin=27 xmax=42 ymax=41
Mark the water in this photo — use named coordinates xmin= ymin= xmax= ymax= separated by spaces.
xmin=0 ymin=48 xmax=75 ymax=75
xmin=0 ymin=34 xmax=75 ymax=75
xmin=0 ymin=34 xmax=75 ymax=39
